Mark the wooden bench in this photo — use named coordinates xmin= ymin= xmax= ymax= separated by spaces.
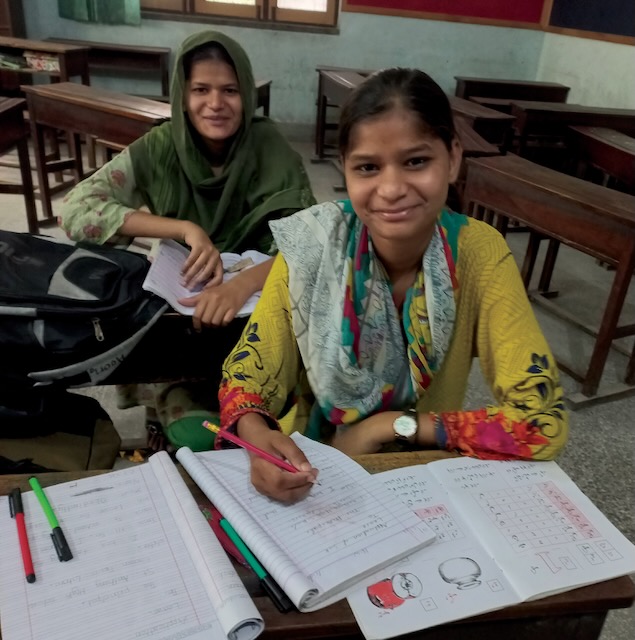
xmin=463 ymin=153 xmax=635 ymax=408
xmin=21 ymin=82 xmax=171 ymax=223
xmin=454 ymin=76 xmax=570 ymax=103
xmin=0 ymin=97 xmax=37 ymax=233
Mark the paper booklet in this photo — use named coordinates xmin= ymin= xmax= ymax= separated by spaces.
xmin=176 ymin=434 xmax=437 ymax=613
xmin=142 ymin=238 xmax=270 ymax=317
xmin=0 ymin=452 xmax=263 ymax=640
xmin=345 ymin=457 xmax=635 ymax=640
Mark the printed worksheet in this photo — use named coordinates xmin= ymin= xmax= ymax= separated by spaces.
xmin=347 ymin=458 xmax=635 ymax=640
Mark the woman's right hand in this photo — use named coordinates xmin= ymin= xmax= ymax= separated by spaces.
xmin=237 ymin=414 xmax=319 ymax=502
xmin=180 ymin=221 xmax=223 ymax=289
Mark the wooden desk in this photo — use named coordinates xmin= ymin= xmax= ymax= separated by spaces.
xmin=1 ymin=452 xmax=633 ymax=640
xmin=510 ymin=101 xmax=635 ymax=157
xmin=454 ymin=117 xmax=501 ymax=157
xmin=448 ymin=95 xmax=516 ymax=148
xmin=21 ymin=82 xmax=171 ymax=223
xmin=314 ymin=68 xmax=367 ymax=160
xmin=0 ymin=35 xmax=89 ymax=84
xmin=463 ymin=154 xmax=635 ymax=407
xmin=0 ymin=97 xmax=37 ymax=232
xmin=454 ymin=76 xmax=570 ymax=103
xmin=255 ymin=78 xmax=271 ymax=116
xmin=567 ymin=126 xmax=635 ymax=193
xmin=48 ymin=37 xmax=170 ymax=99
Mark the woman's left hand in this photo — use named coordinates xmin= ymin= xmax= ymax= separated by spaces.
xmin=330 ymin=412 xmax=398 ymax=456
xmin=178 ymin=277 xmax=250 ymax=331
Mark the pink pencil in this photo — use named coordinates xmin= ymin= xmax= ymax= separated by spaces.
xmin=203 ymin=421 xmax=298 ymax=474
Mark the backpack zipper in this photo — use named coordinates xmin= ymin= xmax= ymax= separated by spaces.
xmin=92 ymin=318 xmax=105 ymax=342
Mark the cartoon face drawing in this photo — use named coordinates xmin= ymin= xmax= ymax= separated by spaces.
xmin=367 ymin=573 xmax=423 ymax=609
xmin=438 ymin=557 xmax=482 ymax=589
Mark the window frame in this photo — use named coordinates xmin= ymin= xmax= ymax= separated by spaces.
xmin=140 ymin=0 xmax=339 ymax=29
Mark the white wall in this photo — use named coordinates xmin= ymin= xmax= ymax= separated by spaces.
xmin=537 ymin=33 xmax=634 ymax=108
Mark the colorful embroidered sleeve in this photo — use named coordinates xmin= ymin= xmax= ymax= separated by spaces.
xmin=58 ymin=148 xmax=145 ymax=244
xmin=438 ymin=233 xmax=568 ymax=461
xmin=218 ymin=253 xmax=302 ymax=440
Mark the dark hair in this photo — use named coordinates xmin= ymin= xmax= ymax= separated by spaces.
xmin=183 ymin=43 xmax=235 ymax=80
xmin=338 ymin=68 xmax=456 ymax=156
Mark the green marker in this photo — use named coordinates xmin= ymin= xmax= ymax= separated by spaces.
xmin=29 ymin=477 xmax=73 ymax=562
xmin=219 ymin=517 xmax=294 ymax=612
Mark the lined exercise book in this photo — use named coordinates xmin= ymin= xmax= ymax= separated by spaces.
xmin=176 ymin=434 xmax=437 ymax=612
xmin=142 ymin=238 xmax=270 ymax=316
xmin=345 ymin=457 xmax=635 ymax=640
xmin=0 ymin=453 xmax=263 ymax=640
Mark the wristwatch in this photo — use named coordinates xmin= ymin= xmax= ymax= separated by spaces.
xmin=393 ymin=408 xmax=419 ymax=444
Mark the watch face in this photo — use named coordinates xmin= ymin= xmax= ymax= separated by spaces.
xmin=394 ymin=414 xmax=418 ymax=438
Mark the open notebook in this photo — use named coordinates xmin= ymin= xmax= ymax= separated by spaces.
xmin=0 ymin=453 xmax=263 ymax=640
xmin=176 ymin=434 xmax=437 ymax=612
xmin=142 ymin=238 xmax=270 ymax=316
xmin=346 ymin=457 xmax=635 ymax=639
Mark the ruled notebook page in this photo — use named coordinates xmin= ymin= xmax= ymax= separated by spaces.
xmin=177 ymin=434 xmax=436 ymax=612
xmin=0 ymin=454 xmax=263 ymax=640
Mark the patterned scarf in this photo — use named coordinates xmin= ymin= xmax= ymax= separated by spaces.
xmin=270 ymin=201 xmax=467 ymax=427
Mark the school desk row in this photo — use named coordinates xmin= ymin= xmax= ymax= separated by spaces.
xmin=314 ymin=67 xmax=635 ymax=167
xmin=1 ymin=454 xmax=633 ymax=640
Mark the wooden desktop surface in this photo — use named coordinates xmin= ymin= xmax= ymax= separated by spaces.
xmin=22 ymin=82 xmax=170 ymax=222
xmin=568 ymin=126 xmax=635 ymax=192
xmin=510 ymin=101 xmax=635 ymax=141
xmin=1 ymin=450 xmax=633 ymax=640
xmin=463 ymin=153 xmax=635 ymax=405
xmin=448 ymin=95 xmax=516 ymax=147
xmin=454 ymin=76 xmax=570 ymax=103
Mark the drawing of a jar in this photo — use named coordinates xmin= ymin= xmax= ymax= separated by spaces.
xmin=438 ymin=557 xmax=482 ymax=589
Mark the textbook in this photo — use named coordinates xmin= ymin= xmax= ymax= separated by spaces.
xmin=345 ymin=457 xmax=635 ymax=640
xmin=0 ymin=452 xmax=263 ymax=640
xmin=142 ymin=238 xmax=270 ymax=316
xmin=176 ymin=434 xmax=437 ymax=612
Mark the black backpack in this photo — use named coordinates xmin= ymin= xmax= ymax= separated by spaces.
xmin=0 ymin=230 xmax=168 ymax=393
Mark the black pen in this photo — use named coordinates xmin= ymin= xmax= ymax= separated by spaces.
xmin=219 ymin=518 xmax=295 ymax=613
xmin=9 ymin=488 xmax=36 ymax=583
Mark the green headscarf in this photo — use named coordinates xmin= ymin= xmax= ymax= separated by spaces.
xmin=128 ymin=30 xmax=315 ymax=253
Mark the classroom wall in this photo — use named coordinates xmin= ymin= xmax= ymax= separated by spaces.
xmin=536 ymin=33 xmax=635 ymax=109
xmin=24 ymin=3 xmax=633 ymax=131
xmin=23 ymin=4 xmax=541 ymax=130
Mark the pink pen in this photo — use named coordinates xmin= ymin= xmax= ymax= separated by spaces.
xmin=203 ymin=421 xmax=298 ymax=474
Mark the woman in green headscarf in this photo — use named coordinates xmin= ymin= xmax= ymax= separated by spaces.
xmin=59 ymin=30 xmax=316 ymax=449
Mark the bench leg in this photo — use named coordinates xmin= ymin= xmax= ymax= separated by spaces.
xmin=538 ymin=239 xmax=560 ymax=294
xmin=16 ymin=138 xmax=38 ymax=234
xmin=582 ymin=257 xmax=634 ymax=397
xmin=30 ymin=121 xmax=54 ymax=221
xmin=521 ymin=231 xmax=541 ymax=289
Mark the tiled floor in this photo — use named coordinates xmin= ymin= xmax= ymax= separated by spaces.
xmin=1 ymin=136 xmax=633 ymax=639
